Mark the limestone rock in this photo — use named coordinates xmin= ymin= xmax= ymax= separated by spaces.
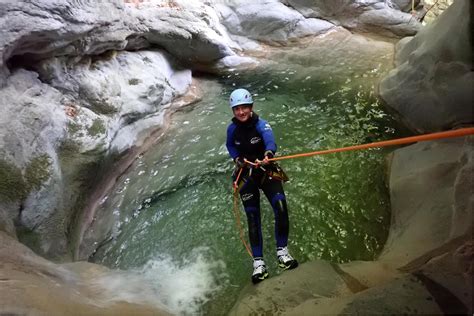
xmin=380 ymin=137 xmax=472 ymax=267
xmin=378 ymin=0 xmax=473 ymax=132
xmin=284 ymin=0 xmax=421 ymax=37
xmin=0 ymin=0 xmax=236 ymax=86
xmin=450 ymin=138 xmax=473 ymax=239
xmin=0 ymin=49 xmax=193 ymax=258
xmin=0 ymin=69 xmax=69 ymax=255
xmin=229 ymin=260 xmax=352 ymax=315
xmin=37 ymin=50 xmax=192 ymax=153
xmin=417 ymin=247 xmax=473 ymax=314
xmin=0 ymin=231 xmax=170 ymax=315
xmin=215 ymin=0 xmax=335 ymax=44
xmin=336 ymin=274 xmax=442 ymax=315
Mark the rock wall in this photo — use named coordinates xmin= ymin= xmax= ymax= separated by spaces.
xmin=283 ymin=0 xmax=421 ymax=37
xmin=230 ymin=1 xmax=472 ymax=314
xmin=379 ymin=0 xmax=472 ymax=133
xmin=0 ymin=0 xmax=235 ymax=258
xmin=0 ymin=51 xmax=194 ymax=258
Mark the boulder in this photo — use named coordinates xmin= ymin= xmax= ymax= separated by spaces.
xmin=215 ymin=0 xmax=335 ymax=44
xmin=380 ymin=137 xmax=472 ymax=267
xmin=0 ymin=70 xmax=69 ymax=256
xmin=36 ymin=50 xmax=192 ymax=152
xmin=0 ymin=0 xmax=237 ymax=86
xmin=284 ymin=0 xmax=421 ymax=37
xmin=378 ymin=0 xmax=473 ymax=133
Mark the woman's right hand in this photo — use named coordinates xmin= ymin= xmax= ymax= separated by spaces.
xmin=235 ymin=157 xmax=247 ymax=168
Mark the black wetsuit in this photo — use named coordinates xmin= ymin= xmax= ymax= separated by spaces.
xmin=226 ymin=113 xmax=289 ymax=258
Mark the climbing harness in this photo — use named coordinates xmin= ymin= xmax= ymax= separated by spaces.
xmin=230 ymin=127 xmax=474 ymax=257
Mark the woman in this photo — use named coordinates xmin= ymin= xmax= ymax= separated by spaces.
xmin=226 ymin=88 xmax=298 ymax=284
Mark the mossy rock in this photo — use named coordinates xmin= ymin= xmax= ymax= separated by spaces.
xmin=24 ymin=155 xmax=52 ymax=192
xmin=87 ymin=118 xmax=106 ymax=137
xmin=0 ymin=155 xmax=52 ymax=203
xmin=67 ymin=121 xmax=82 ymax=135
xmin=59 ymin=140 xmax=82 ymax=161
xmin=16 ymin=226 xmax=42 ymax=251
xmin=0 ymin=159 xmax=28 ymax=202
xmin=128 ymin=78 xmax=141 ymax=85
xmin=88 ymin=99 xmax=118 ymax=115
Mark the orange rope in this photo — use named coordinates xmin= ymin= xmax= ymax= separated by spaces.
xmin=232 ymin=167 xmax=253 ymax=257
xmin=232 ymin=188 xmax=253 ymax=258
xmin=230 ymin=127 xmax=474 ymax=258
xmin=269 ymin=127 xmax=474 ymax=162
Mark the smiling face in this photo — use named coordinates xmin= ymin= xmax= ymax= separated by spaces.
xmin=232 ymin=104 xmax=253 ymax=122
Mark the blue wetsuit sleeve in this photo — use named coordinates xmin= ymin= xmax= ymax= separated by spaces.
xmin=256 ymin=119 xmax=277 ymax=154
xmin=226 ymin=123 xmax=239 ymax=160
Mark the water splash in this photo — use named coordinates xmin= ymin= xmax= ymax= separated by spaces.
xmin=93 ymin=247 xmax=227 ymax=315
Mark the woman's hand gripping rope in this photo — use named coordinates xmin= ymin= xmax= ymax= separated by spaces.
xmin=244 ymin=152 xmax=273 ymax=170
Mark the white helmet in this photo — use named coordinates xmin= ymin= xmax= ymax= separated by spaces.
xmin=229 ymin=88 xmax=253 ymax=108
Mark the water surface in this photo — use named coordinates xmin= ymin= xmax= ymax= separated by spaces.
xmin=91 ymin=33 xmax=405 ymax=314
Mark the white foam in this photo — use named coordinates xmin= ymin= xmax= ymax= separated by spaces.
xmin=93 ymin=247 xmax=227 ymax=315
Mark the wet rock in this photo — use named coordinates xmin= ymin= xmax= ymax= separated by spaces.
xmin=337 ymin=274 xmax=442 ymax=315
xmin=229 ymin=260 xmax=351 ymax=315
xmin=378 ymin=0 xmax=472 ymax=132
xmin=0 ymin=231 xmax=170 ymax=315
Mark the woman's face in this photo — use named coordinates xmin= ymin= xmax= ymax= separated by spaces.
xmin=232 ymin=104 xmax=253 ymax=122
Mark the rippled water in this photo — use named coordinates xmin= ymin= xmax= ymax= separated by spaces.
xmin=90 ymin=34 xmax=406 ymax=314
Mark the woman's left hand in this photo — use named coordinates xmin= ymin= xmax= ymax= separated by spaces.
xmin=255 ymin=156 xmax=270 ymax=166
